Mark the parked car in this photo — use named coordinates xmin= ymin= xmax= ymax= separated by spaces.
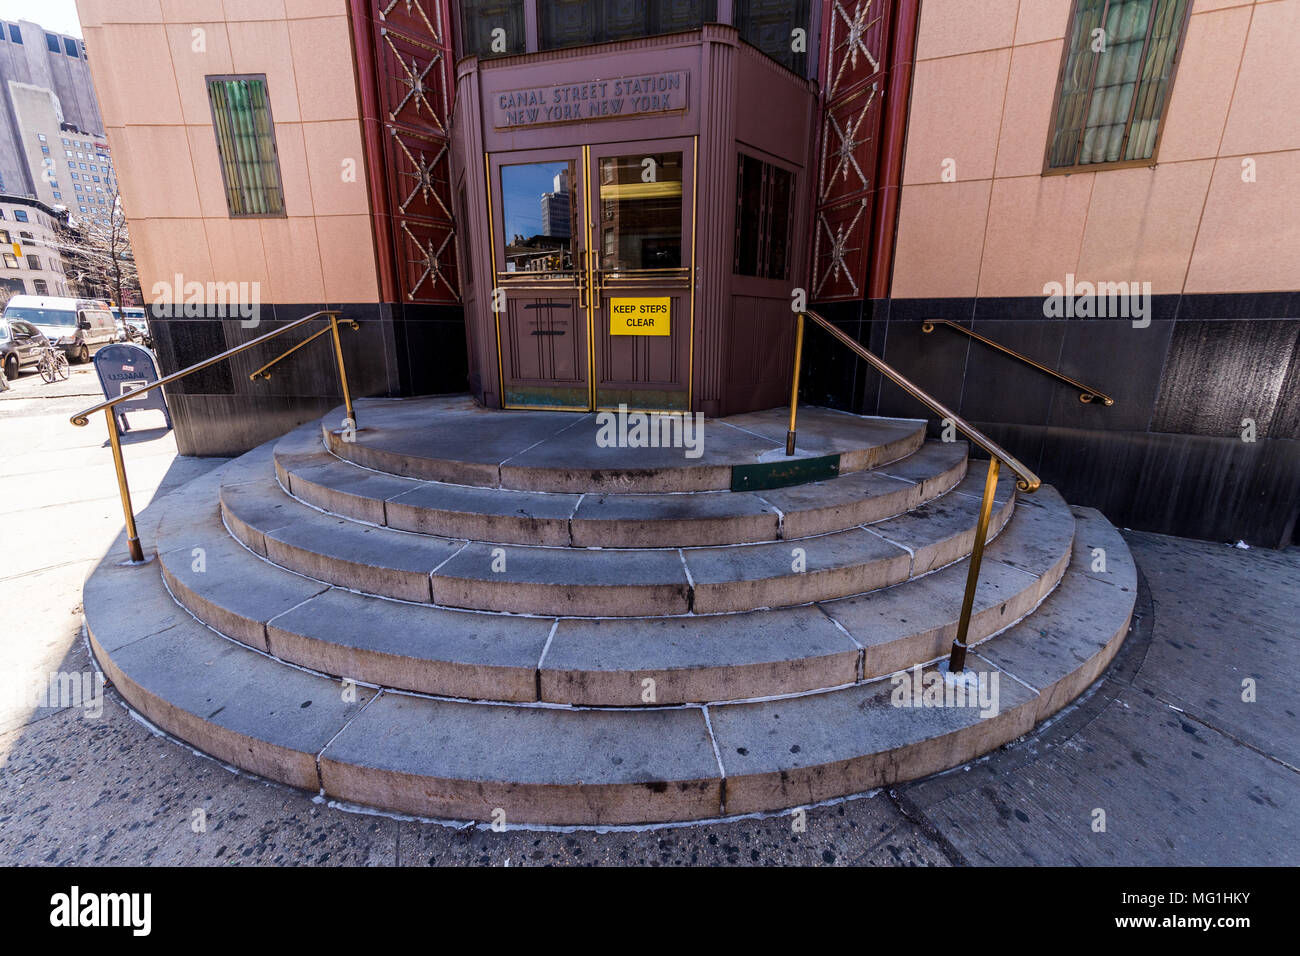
xmin=2 ymin=295 xmax=116 ymax=364
xmin=110 ymin=306 xmax=151 ymax=346
xmin=0 ymin=316 xmax=52 ymax=380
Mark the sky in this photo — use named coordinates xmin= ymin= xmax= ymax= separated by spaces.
xmin=501 ymin=162 xmax=569 ymax=244
xmin=0 ymin=0 xmax=83 ymax=37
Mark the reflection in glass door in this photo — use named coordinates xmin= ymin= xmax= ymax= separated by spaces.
xmin=488 ymin=138 xmax=694 ymax=411
xmin=491 ymin=151 xmax=590 ymax=409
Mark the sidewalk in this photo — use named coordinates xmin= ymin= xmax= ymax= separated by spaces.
xmin=0 ymin=378 xmax=1295 ymax=865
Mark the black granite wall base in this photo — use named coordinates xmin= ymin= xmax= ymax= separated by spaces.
xmin=150 ymin=302 xmax=468 ymax=458
xmin=803 ymin=293 xmax=1300 ymax=548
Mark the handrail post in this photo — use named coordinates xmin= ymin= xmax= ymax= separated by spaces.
xmin=786 ymin=311 xmax=805 ymax=455
xmin=328 ymin=312 xmax=356 ymax=428
xmin=106 ymin=407 xmax=144 ymax=563
xmin=948 ymin=457 xmax=1000 ymax=672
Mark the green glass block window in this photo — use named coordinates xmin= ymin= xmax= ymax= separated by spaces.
xmin=206 ymin=75 xmax=286 ymax=217
xmin=1046 ymin=0 xmax=1192 ymax=171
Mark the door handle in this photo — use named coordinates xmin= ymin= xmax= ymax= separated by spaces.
xmin=576 ymin=256 xmax=588 ymax=309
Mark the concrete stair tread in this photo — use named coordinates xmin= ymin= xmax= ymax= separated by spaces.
xmin=222 ymin=476 xmax=466 ymax=603
xmin=679 ymin=464 xmax=1016 ymax=614
xmin=567 ymin=490 xmax=780 ymax=546
xmin=317 ymin=396 xmax=585 ymax=486
xmin=821 ymin=487 xmax=1075 ymax=678
xmin=430 ymin=540 xmax=690 ymax=614
xmin=319 ymin=693 xmax=725 ymax=825
xmin=81 ymin=401 xmax=1138 ymax=826
xmin=327 ymin=397 xmax=926 ymax=492
xmin=972 ymin=506 xmax=1138 ymax=722
xmin=221 ymin=462 xmax=1022 ymax=615
xmin=276 ymin=426 xmax=969 ymax=547
xmin=864 ymin=464 xmax=1017 ymax=576
xmin=755 ymin=440 xmax=968 ymax=538
xmin=157 ymin=500 xmax=330 ymax=651
xmin=706 ymin=654 xmax=1039 ymax=815
xmin=269 ymin=588 xmax=553 ymax=703
xmin=84 ymin=557 xmax=376 ymax=793
xmin=154 ymin=462 xmax=1075 ymax=706
xmin=537 ymin=606 xmax=859 ymax=705
xmin=719 ymin=407 xmax=924 ymax=472
xmin=165 ymin=490 xmax=862 ymax=704
xmin=705 ymin=529 xmax=1135 ymax=815
xmin=84 ymin=503 xmax=1132 ymax=824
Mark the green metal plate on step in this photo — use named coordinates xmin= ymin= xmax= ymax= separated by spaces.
xmin=730 ymin=454 xmax=841 ymax=492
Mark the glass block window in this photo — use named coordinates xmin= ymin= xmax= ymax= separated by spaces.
xmin=1046 ymin=0 xmax=1192 ymax=170
xmin=206 ymin=75 xmax=286 ymax=217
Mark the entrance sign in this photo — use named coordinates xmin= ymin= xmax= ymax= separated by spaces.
xmin=493 ymin=71 xmax=687 ymax=129
xmin=610 ymin=297 xmax=671 ymax=336
xmin=93 ymin=343 xmax=172 ymax=433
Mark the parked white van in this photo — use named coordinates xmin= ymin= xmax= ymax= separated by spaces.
xmin=2 ymin=295 xmax=116 ymax=363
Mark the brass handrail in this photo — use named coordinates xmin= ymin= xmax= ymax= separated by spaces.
xmin=922 ymin=319 xmax=1115 ymax=406
xmin=786 ymin=309 xmax=1041 ymax=674
xmin=71 ymin=309 xmax=358 ymax=563
xmin=249 ymin=319 xmax=358 ymax=381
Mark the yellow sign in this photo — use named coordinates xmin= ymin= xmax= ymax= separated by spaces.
xmin=609 ymin=297 xmax=670 ymax=336
xmin=11 ymin=243 xmax=20 ymax=258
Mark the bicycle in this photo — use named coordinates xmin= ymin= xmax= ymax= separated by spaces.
xmin=37 ymin=343 xmax=70 ymax=384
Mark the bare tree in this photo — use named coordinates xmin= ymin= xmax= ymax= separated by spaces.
xmin=44 ymin=186 xmax=140 ymax=305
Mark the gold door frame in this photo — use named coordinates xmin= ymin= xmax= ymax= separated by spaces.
xmin=485 ymin=137 xmax=698 ymax=413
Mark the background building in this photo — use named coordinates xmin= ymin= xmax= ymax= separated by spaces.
xmin=540 ymin=169 xmax=570 ymax=239
xmin=71 ymin=0 xmax=1299 ymax=548
xmin=0 ymin=16 xmax=122 ymax=303
xmin=0 ymin=193 xmax=74 ymax=301
xmin=0 ymin=18 xmax=102 ymax=201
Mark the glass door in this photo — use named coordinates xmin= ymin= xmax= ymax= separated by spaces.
xmin=587 ymin=138 xmax=694 ymax=411
xmin=489 ymin=148 xmax=590 ymax=409
xmin=487 ymin=138 xmax=695 ymax=411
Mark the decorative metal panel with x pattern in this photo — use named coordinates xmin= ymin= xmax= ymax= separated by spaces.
xmin=369 ymin=0 xmax=460 ymax=304
xmin=812 ymin=0 xmax=890 ymax=302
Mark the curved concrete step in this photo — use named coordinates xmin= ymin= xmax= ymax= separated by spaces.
xmin=152 ymin=455 xmax=1076 ymax=707
xmin=220 ymin=460 xmax=1017 ymax=616
xmin=276 ymin=424 xmax=969 ymax=548
xmin=324 ymin=396 xmax=927 ymax=493
xmin=84 ymin=501 xmax=1134 ymax=825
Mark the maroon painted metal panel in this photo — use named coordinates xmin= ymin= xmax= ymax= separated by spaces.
xmin=346 ymin=0 xmax=397 ymax=303
xmin=354 ymin=0 xmax=461 ymax=306
xmin=810 ymin=0 xmax=892 ymax=302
